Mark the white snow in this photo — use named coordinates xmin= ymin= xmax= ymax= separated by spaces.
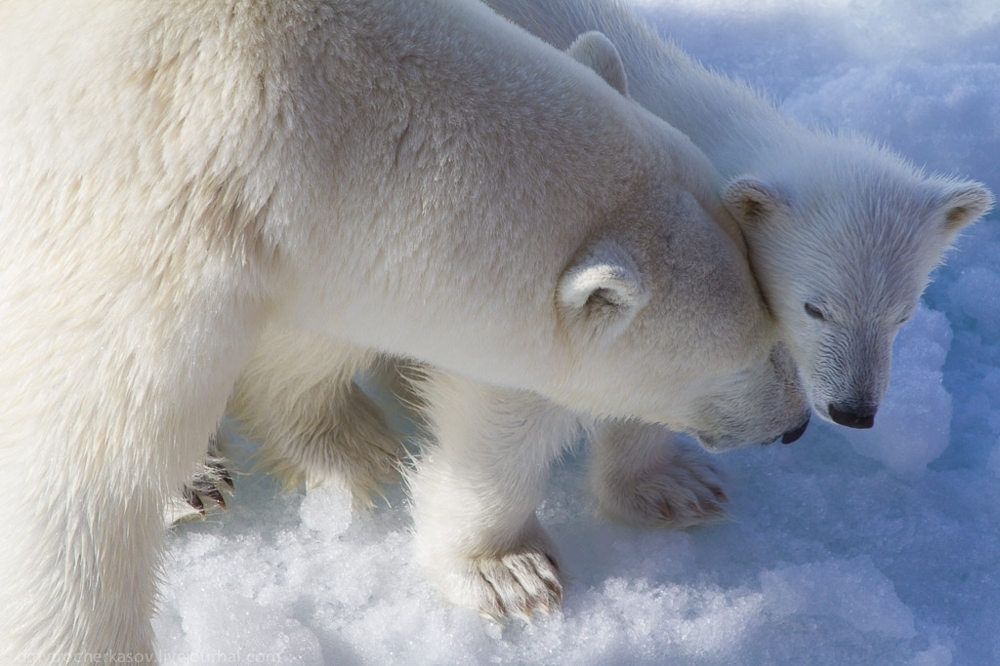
xmin=155 ymin=1 xmax=1000 ymax=663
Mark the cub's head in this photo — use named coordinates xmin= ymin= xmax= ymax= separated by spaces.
xmin=723 ymin=141 xmax=993 ymax=428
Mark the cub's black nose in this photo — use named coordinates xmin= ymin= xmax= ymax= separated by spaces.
xmin=781 ymin=415 xmax=810 ymax=444
xmin=828 ymin=403 xmax=876 ymax=429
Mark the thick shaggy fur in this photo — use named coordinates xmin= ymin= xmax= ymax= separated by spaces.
xmin=0 ymin=0 xmax=809 ymax=655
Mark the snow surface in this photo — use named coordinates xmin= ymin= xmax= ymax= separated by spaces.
xmin=155 ymin=1 xmax=1000 ymax=663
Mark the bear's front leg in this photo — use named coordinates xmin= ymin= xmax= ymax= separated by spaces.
xmin=409 ymin=371 xmax=581 ymax=623
xmin=0 ymin=445 xmax=167 ymax=659
xmin=590 ymin=419 xmax=728 ymax=529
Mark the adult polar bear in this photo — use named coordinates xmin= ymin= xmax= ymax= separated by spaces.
xmin=0 ymin=0 xmax=807 ymax=657
xmin=219 ymin=34 xmax=810 ymax=625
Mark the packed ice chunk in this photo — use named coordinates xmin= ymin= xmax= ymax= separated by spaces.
xmin=759 ymin=556 xmax=915 ymax=640
xmin=300 ymin=483 xmax=353 ymax=536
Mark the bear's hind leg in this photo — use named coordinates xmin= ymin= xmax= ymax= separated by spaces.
xmin=590 ymin=419 xmax=728 ymax=530
xmin=227 ymin=329 xmax=403 ymax=508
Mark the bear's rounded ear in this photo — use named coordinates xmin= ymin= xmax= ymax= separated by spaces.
xmin=557 ymin=238 xmax=648 ymax=335
xmin=567 ymin=31 xmax=628 ymax=97
xmin=933 ymin=181 xmax=994 ymax=232
xmin=722 ymin=177 xmax=788 ymax=225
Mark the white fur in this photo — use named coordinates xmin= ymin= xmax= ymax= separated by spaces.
xmin=589 ymin=419 xmax=728 ymax=529
xmin=0 ymin=0 xmax=809 ymax=654
xmin=485 ymin=0 xmax=994 ymax=426
xmin=228 ymin=329 xmax=400 ymax=507
xmin=555 ymin=236 xmax=649 ymax=335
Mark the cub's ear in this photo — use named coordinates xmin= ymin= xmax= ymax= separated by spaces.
xmin=567 ymin=31 xmax=628 ymax=97
xmin=933 ymin=181 xmax=994 ymax=232
xmin=557 ymin=238 xmax=648 ymax=335
xmin=723 ymin=177 xmax=788 ymax=224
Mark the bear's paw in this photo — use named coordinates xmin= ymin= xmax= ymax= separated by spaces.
xmin=462 ymin=547 xmax=563 ymax=624
xmin=592 ymin=435 xmax=728 ymax=530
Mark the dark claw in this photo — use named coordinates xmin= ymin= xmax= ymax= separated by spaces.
xmin=704 ymin=499 xmax=725 ymax=517
xmin=183 ymin=486 xmax=205 ymax=516
xmin=208 ymin=459 xmax=234 ymax=489
xmin=658 ymin=499 xmax=675 ymax=521
xmin=189 ymin=479 xmax=229 ymax=510
xmin=203 ymin=487 xmax=227 ymax=509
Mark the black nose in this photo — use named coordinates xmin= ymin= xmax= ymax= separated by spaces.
xmin=828 ymin=402 xmax=876 ymax=429
xmin=781 ymin=415 xmax=810 ymax=444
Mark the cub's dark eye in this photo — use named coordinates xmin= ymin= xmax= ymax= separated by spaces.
xmin=804 ymin=303 xmax=826 ymax=321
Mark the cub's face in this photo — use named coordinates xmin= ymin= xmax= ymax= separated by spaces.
xmin=725 ymin=167 xmax=993 ymax=429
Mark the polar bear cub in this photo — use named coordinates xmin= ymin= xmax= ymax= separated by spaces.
xmin=0 ymin=0 xmax=807 ymax=656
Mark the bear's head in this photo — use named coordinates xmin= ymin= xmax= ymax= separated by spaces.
xmin=722 ymin=145 xmax=993 ymax=428
xmin=552 ymin=32 xmax=810 ymax=449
